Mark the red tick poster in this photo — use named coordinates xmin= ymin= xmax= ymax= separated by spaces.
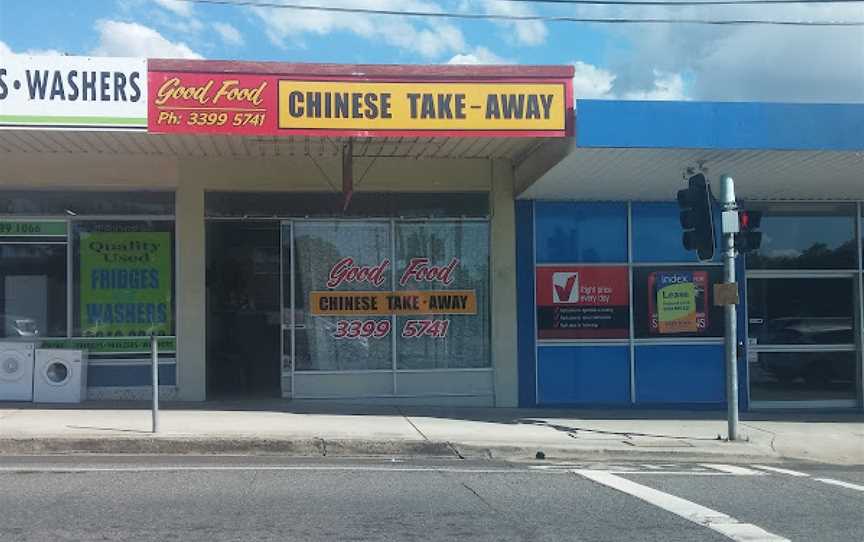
xmin=535 ymin=266 xmax=629 ymax=339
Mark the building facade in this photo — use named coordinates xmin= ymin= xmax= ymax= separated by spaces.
xmin=0 ymin=56 xmax=861 ymax=410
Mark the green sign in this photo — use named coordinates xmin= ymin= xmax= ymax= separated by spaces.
xmin=657 ymin=281 xmax=697 ymax=334
xmin=0 ymin=220 xmax=67 ymax=237
xmin=40 ymin=337 xmax=177 ymax=354
xmin=79 ymin=231 xmax=173 ymax=337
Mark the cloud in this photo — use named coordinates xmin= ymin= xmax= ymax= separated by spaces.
xmin=248 ymin=0 xmax=468 ymax=59
xmin=212 ymin=22 xmax=244 ymax=46
xmin=152 ymin=0 xmax=194 ymax=17
xmin=91 ymin=20 xmax=203 ymax=58
xmin=594 ymin=3 xmax=864 ymax=102
xmin=447 ymin=46 xmax=508 ymax=65
xmin=475 ymin=0 xmax=548 ymax=47
xmin=571 ymin=61 xmax=616 ymax=98
xmin=570 ymin=60 xmax=684 ymax=100
xmin=0 ymin=40 xmax=65 ymax=57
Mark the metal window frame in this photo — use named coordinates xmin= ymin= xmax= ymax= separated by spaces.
xmin=282 ymin=216 xmax=493 ymax=399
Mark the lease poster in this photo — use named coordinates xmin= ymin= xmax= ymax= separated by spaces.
xmin=535 ymin=266 xmax=629 ymax=339
xmin=79 ymin=231 xmax=172 ymax=337
xmin=648 ymin=270 xmax=709 ymax=335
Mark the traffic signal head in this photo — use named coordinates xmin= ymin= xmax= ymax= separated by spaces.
xmin=677 ymin=173 xmax=716 ymax=261
xmin=735 ymin=210 xmax=763 ymax=252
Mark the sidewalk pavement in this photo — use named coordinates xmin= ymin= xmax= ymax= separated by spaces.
xmin=1 ymin=401 xmax=861 ymax=465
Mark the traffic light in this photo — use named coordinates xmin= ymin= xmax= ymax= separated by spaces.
xmin=677 ymin=173 xmax=716 ymax=261
xmin=735 ymin=210 xmax=763 ymax=252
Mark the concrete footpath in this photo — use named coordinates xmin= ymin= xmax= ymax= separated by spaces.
xmin=0 ymin=402 xmax=861 ymax=465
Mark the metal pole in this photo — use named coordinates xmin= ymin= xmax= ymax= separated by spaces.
xmin=719 ymin=175 xmax=739 ymax=441
xmin=151 ymin=334 xmax=159 ymax=434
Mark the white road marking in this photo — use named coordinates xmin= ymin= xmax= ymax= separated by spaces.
xmin=701 ymin=464 xmax=766 ymax=476
xmin=576 ymin=470 xmax=790 ymax=542
xmin=814 ymin=478 xmax=864 ymax=492
xmin=751 ymin=465 xmax=810 ymax=477
xmin=0 ymin=464 xmax=558 ymax=475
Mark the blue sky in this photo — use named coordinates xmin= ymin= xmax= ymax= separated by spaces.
xmin=1 ymin=0 xmax=862 ymax=102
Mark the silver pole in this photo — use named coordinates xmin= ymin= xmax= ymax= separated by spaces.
xmin=151 ymin=334 xmax=159 ymax=433
xmin=719 ymin=175 xmax=739 ymax=441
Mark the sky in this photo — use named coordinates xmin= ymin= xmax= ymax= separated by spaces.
xmin=0 ymin=0 xmax=862 ymax=102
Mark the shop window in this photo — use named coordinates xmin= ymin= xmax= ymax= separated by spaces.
xmin=0 ymin=244 xmax=67 ymax=338
xmin=632 ymin=266 xmax=725 ymax=339
xmin=395 ymin=221 xmax=490 ymax=369
xmin=632 ymin=203 xmax=720 ymax=263
xmin=292 ymin=221 xmax=393 ymax=371
xmin=534 ymin=202 xmax=627 ymax=263
xmin=72 ymin=221 xmax=175 ymax=337
xmin=747 ymin=278 xmax=855 ymax=346
xmin=205 ymin=192 xmax=489 ymax=219
xmin=750 ymin=351 xmax=857 ymax=402
xmin=0 ymin=191 xmax=174 ymax=216
xmin=745 ymin=204 xmax=856 ymax=270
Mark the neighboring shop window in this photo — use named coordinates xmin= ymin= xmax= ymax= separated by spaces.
xmin=534 ymin=202 xmax=627 ymax=263
xmin=293 ymin=221 xmax=393 ymax=371
xmin=0 ymin=221 xmax=68 ymax=338
xmin=748 ymin=278 xmax=855 ymax=346
xmin=395 ymin=222 xmax=490 ymax=369
xmin=633 ymin=266 xmax=725 ymax=338
xmin=745 ymin=204 xmax=856 ymax=270
xmin=73 ymin=221 xmax=175 ymax=337
xmin=0 ymin=191 xmax=174 ymax=216
xmin=632 ymin=203 xmax=721 ymax=263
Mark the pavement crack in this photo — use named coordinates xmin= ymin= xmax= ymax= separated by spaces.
xmin=398 ymin=410 xmax=430 ymax=442
xmin=461 ymin=482 xmax=493 ymax=509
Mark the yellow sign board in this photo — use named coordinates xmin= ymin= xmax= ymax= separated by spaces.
xmin=310 ymin=290 xmax=477 ymax=316
xmin=278 ymin=81 xmax=566 ymax=132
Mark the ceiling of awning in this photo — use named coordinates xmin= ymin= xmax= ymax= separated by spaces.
xmin=521 ymin=147 xmax=864 ymax=201
xmin=0 ymin=130 xmax=547 ymax=161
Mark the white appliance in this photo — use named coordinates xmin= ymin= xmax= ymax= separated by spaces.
xmin=33 ymin=349 xmax=87 ymax=403
xmin=0 ymin=342 xmax=36 ymax=401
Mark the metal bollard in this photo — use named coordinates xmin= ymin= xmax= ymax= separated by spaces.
xmin=151 ymin=334 xmax=159 ymax=433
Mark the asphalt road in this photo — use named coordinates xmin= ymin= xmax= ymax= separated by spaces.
xmin=0 ymin=456 xmax=861 ymax=541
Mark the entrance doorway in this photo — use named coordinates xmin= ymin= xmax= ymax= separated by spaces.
xmin=206 ymin=221 xmax=281 ymax=398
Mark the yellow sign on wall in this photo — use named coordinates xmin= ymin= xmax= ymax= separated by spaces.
xmin=278 ymin=81 xmax=566 ymax=132
xmin=310 ymin=290 xmax=477 ymax=316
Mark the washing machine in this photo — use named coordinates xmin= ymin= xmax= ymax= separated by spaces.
xmin=0 ymin=342 xmax=36 ymax=402
xmin=33 ymin=349 xmax=87 ymax=403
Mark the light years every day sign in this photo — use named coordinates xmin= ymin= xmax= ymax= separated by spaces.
xmin=0 ymin=55 xmax=147 ymax=130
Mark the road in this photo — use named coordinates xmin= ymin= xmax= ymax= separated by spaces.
xmin=0 ymin=456 xmax=862 ymax=541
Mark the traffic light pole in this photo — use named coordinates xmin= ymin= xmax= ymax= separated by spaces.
xmin=719 ymin=175 xmax=740 ymax=441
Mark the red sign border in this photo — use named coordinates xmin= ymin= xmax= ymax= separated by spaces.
xmin=147 ymin=59 xmax=575 ymax=138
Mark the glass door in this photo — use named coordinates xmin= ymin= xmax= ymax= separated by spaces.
xmin=747 ymin=276 xmax=858 ymax=406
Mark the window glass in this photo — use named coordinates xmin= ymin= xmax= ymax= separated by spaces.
xmin=534 ymin=202 xmax=627 ymax=263
xmin=632 ymin=202 xmax=720 ymax=263
xmin=0 ymin=245 xmax=67 ymax=338
xmin=395 ymin=222 xmax=490 ymax=369
xmin=750 ymin=351 xmax=857 ymax=402
xmin=0 ymin=191 xmax=174 ymax=216
xmin=73 ymin=221 xmax=175 ymax=337
xmin=745 ymin=204 xmax=856 ymax=270
xmin=293 ymin=221 xmax=392 ymax=371
xmin=747 ymin=278 xmax=855 ymax=346
xmin=633 ymin=266 xmax=725 ymax=338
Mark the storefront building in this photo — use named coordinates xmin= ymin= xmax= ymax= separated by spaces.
xmin=1 ymin=55 xmax=862 ymax=411
xmin=0 ymin=55 xmax=573 ymax=406
xmin=516 ymin=100 xmax=864 ymax=410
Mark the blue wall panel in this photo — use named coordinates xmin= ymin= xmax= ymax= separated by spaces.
xmin=537 ymin=346 xmax=630 ymax=405
xmin=534 ymin=201 xmax=627 ymax=263
xmin=515 ymin=200 xmax=537 ymax=407
xmin=635 ymin=345 xmax=724 ymax=404
xmin=577 ymin=100 xmax=864 ymax=151
xmin=88 ymin=363 xmax=177 ymax=387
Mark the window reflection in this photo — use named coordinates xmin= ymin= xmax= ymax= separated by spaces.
xmin=750 ymin=351 xmax=857 ymax=401
xmin=745 ymin=205 xmax=856 ymax=270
